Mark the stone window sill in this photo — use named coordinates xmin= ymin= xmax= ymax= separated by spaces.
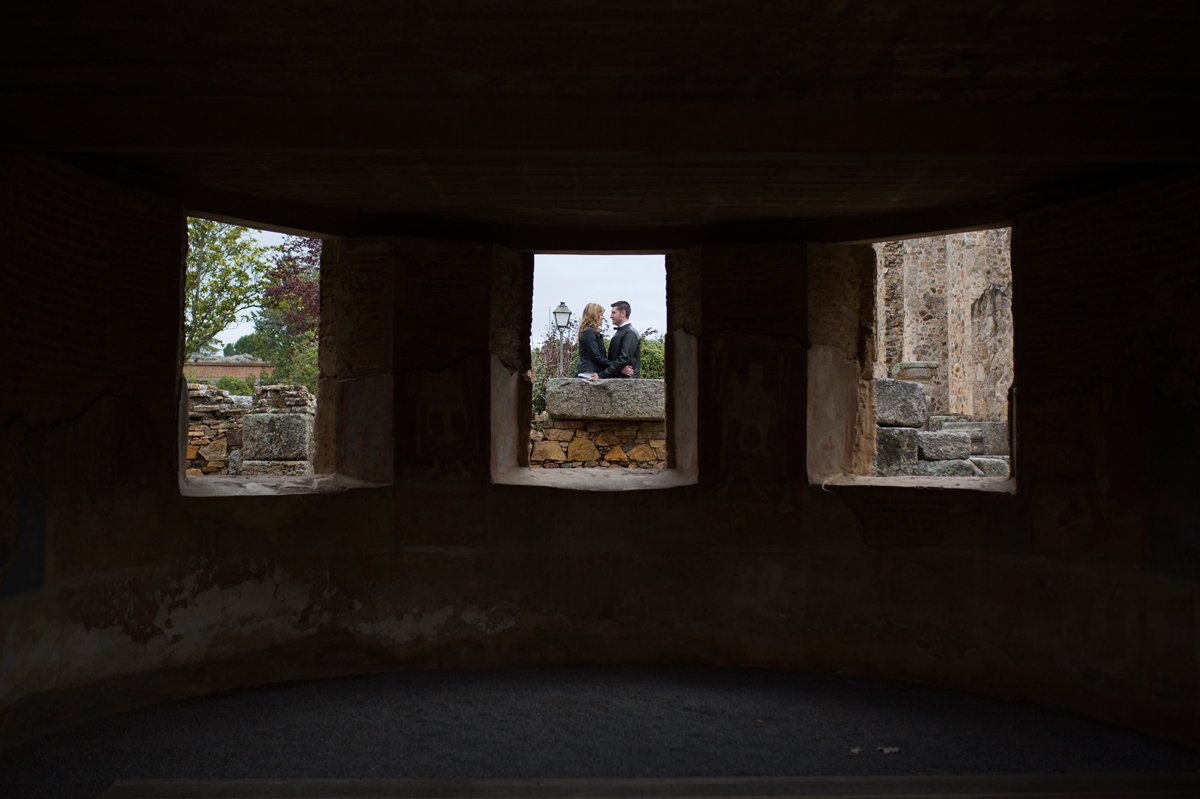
xmin=179 ymin=473 xmax=390 ymax=497
xmin=492 ymin=465 xmax=696 ymax=492
xmin=819 ymin=475 xmax=1016 ymax=493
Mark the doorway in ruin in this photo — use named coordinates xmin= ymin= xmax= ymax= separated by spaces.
xmin=871 ymin=229 xmax=1014 ymax=477
xmin=528 ymin=254 xmax=667 ymax=471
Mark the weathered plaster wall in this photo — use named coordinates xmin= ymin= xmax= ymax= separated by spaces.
xmin=1 ymin=156 xmax=1197 ymax=753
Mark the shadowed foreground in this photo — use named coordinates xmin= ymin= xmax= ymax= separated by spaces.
xmin=3 ymin=666 xmax=1198 ymax=798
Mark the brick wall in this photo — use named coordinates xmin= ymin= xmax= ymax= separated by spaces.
xmin=183 ymin=363 xmax=274 ymax=381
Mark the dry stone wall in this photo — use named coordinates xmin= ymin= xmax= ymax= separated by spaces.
xmin=529 ymin=419 xmax=668 ymax=469
xmin=185 ymin=384 xmax=316 ymax=476
xmin=186 ymin=384 xmax=250 ymax=475
xmin=531 ymin=378 xmax=668 ymax=469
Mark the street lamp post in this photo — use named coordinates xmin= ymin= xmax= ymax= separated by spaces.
xmin=552 ymin=302 xmax=572 ymax=377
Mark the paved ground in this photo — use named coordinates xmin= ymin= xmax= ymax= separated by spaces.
xmin=3 ymin=665 xmax=1198 ymax=799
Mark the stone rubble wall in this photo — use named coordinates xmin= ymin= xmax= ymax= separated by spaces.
xmin=185 ymin=384 xmax=315 ymax=477
xmin=186 ymin=384 xmax=250 ymax=475
xmin=873 ymin=240 xmax=905 ymax=379
xmin=534 ymin=377 xmax=668 ymax=469
xmin=946 ymin=228 xmax=1013 ymax=420
xmin=874 ymin=228 xmax=1013 ymax=421
xmin=529 ymin=419 xmax=668 ymax=469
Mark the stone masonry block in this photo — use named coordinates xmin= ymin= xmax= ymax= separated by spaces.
xmin=917 ymin=459 xmax=981 ymax=477
xmin=981 ymin=421 xmax=1010 ymax=456
xmin=242 ymin=412 xmax=314 ymax=461
xmin=567 ymin=438 xmax=600 ymax=462
xmin=241 ymin=460 xmax=314 ymax=476
xmin=545 ymin=378 xmax=665 ymax=421
xmin=873 ymin=426 xmax=918 ymax=476
xmin=917 ymin=431 xmax=971 ymax=461
xmin=874 ymin=378 xmax=928 ymax=427
xmin=926 ymin=414 xmax=970 ymax=432
xmin=941 ymin=422 xmax=984 ymax=455
xmin=530 ymin=441 xmax=566 ymax=461
xmin=970 ymin=457 xmax=1010 ymax=477
xmin=941 ymin=421 xmax=1007 ymax=456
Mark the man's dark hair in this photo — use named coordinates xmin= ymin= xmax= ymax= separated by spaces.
xmin=611 ymin=301 xmax=631 ymax=317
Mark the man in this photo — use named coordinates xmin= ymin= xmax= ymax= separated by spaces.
xmin=599 ymin=300 xmax=640 ymax=379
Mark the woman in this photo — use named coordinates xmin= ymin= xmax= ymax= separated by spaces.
xmin=575 ymin=302 xmax=610 ymax=379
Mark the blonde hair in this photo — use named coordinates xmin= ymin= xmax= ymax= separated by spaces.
xmin=576 ymin=302 xmax=605 ymax=342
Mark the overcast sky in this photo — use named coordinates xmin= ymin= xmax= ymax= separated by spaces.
xmin=531 ymin=254 xmax=666 ymax=346
xmin=214 ymin=230 xmax=666 ymax=351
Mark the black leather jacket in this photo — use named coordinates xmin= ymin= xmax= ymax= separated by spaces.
xmin=600 ymin=323 xmax=641 ymax=378
xmin=576 ymin=327 xmax=610 ymax=375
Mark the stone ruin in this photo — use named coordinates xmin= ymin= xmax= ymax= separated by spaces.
xmin=873 ymin=378 xmax=1010 ymax=477
xmin=186 ymin=383 xmax=316 ymax=476
xmin=874 ymin=229 xmax=1013 ymax=420
xmin=871 ymin=229 xmax=1013 ymax=477
xmin=186 ymin=384 xmax=251 ymax=475
xmin=530 ymin=379 xmax=667 ymax=469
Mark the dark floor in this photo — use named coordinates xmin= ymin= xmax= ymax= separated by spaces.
xmin=3 ymin=665 xmax=1198 ymax=799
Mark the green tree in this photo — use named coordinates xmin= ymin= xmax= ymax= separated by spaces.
xmin=266 ymin=330 xmax=319 ymax=394
xmin=639 ymin=333 xmax=665 ymax=380
xmin=184 ymin=218 xmax=278 ymax=358
xmin=223 ymin=334 xmax=262 ymax=358
xmin=214 ymin=375 xmax=256 ymax=396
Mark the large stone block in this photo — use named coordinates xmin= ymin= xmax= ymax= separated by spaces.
xmin=970 ymin=457 xmax=1010 ymax=477
xmin=916 ymin=431 xmax=971 ymax=461
xmin=891 ymin=361 xmax=939 ymax=381
xmin=242 ymin=412 xmax=314 ymax=461
xmin=241 ymin=460 xmax=313 ymax=476
xmin=939 ymin=421 xmax=1008 ymax=455
xmin=981 ymin=421 xmax=1010 ymax=456
xmin=941 ymin=421 xmax=984 ymax=455
xmin=917 ymin=459 xmax=980 ymax=477
xmin=874 ymin=379 xmax=928 ymax=427
xmin=926 ymin=414 xmax=970 ymax=432
xmin=545 ymin=378 xmax=665 ymax=421
xmin=873 ymin=426 xmax=918 ymax=476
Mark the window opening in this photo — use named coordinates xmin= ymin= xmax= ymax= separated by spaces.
xmin=871 ymin=228 xmax=1014 ymax=478
xmin=181 ymin=218 xmax=322 ymax=481
xmin=528 ymin=254 xmax=668 ymax=473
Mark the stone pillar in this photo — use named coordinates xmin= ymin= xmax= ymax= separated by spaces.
xmin=873 ymin=240 xmax=905 ymax=379
xmin=901 ymin=237 xmax=949 ymax=413
xmin=945 ymin=228 xmax=1013 ymax=421
xmin=241 ymin=385 xmax=316 ymax=475
xmin=891 ymin=360 xmax=940 ymax=402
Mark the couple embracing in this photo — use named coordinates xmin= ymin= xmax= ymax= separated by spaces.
xmin=576 ymin=301 xmax=640 ymax=380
